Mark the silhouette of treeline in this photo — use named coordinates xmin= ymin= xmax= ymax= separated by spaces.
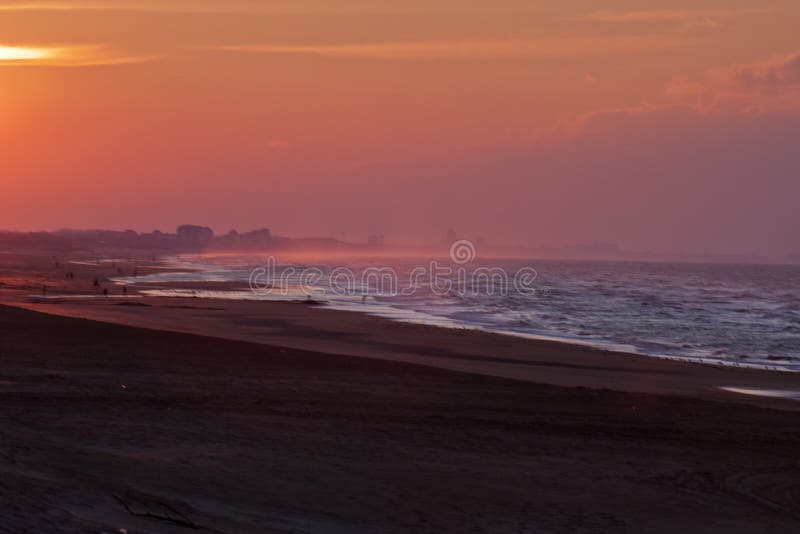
xmin=0 ymin=225 xmax=369 ymax=252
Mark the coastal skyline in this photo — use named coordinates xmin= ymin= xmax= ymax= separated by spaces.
xmin=2 ymin=0 xmax=800 ymax=257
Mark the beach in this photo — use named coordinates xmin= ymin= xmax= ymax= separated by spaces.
xmin=1 ymin=252 xmax=800 ymax=532
xmin=6 ymin=3 xmax=800 ymax=531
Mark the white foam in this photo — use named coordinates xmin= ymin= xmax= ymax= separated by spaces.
xmin=719 ymin=387 xmax=800 ymax=400
xmin=115 ymin=254 xmax=800 ymax=373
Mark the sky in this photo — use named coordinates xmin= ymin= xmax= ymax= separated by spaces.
xmin=1 ymin=0 xmax=799 ymax=257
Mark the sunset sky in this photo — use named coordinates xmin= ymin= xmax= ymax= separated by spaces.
xmin=1 ymin=0 xmax=799 ymax=257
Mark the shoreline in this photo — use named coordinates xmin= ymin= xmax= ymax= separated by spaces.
xmin=2 ymin=251 xmax=799 ymax=409
xmin=16 ymin=247 xmax=800 ymax=375
xmin=7 ymin=294 xmax=800 ymax=411
xmin=110 ymin=255 xmax=800 ymax=373
xmin=20 ymin=290 xmax=800 ymax=374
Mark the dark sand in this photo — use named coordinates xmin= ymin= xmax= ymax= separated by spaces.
xmin=9 ymin=295 xmax=800 ymax=410
xmin=1 ymin=252 xmax=800 ymax=532
xmin=2 ymin=305 xmax=800 ymax=532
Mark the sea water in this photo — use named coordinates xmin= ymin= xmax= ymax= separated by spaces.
xmin=115 ymin=255 xmax=800 ymax=372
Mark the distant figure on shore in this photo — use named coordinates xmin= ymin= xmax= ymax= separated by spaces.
xmin=362 ymin=295 xmax=367 ymax=304
xmin=102 ymin=288 xmax=108 ymax=297
xmin=93 ymin=278 xmax=99 ymax=287
xmin=123 ymin=286 xmax=128 ymax=296
xmin=42 ymin=284 xmax=47 ymax=296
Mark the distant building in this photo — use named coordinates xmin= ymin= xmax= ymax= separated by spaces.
xmin=212 ymin=227 xmax=271 ymax=250
xmin=245 ymin=228 xmax=272 ymax=247
xmin=177 ymin=225 xmax=214 ymax=245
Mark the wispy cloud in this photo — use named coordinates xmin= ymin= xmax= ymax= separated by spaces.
xmin=556 ymin=51 xmax=800 ymax=138
xmin=572 ymin=8 xmax=773 ymax=23
xmin=210 ymin=35 xmax=693 ymax=61
xmin=0 ymin=44 xmax=160 ymax=66
xmin=0 ymin=1 xmax=327 ymax=14
xmin=719 ymin=52 xmax=800 ymax=95
xmin=669 ymin=51 xmax=800 ymax=97
xmin=665 ymin=51 xmax=800 ymax=115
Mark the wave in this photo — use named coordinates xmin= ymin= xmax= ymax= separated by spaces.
xmin=116 ymin=254 xmax=800 ymax=372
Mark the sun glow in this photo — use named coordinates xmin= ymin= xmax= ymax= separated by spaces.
xmin=0 ymin=45 xmax=54 ymax=62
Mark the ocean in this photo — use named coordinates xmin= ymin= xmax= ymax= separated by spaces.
xmin=115 ymin=254 xmax=800 ymax=372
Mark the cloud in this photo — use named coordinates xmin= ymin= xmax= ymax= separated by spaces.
xmin=665 ymin=78 xmax=710 ymax=98
xmin=680 ymin=17 xmax=723 ymax=36
xmin=572 ymin=8 xmax=772 ymax=24
xmin=665 ymin=51 xmax=800 ymax=114
xmin=571 ymin=8 xmax=771 ymax=39
xmin=210 ymin=35 xmax=693 ymax=61
xmin=0 ymin=1 xmax=267 ymax=13
xmin=552 ymin=104 xmax=694 ymax=141
xmin=720 ymin=52 xmax=800 ymax=95
xmin=552 ymin=51 xmax=800 ymax=142
xmin=0 ymin=1 xmax=387 ymax=14
xmin=0 ymin=44 xmax=159 ymax=66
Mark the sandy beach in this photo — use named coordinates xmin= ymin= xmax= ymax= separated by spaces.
xmin=1 ymin=252 xmax=800 ymax=532
xmin=2 ymin=252 xmax=799 ymax=409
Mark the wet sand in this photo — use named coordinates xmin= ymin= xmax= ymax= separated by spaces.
xmin=5 ymin=294 xmax=800 ymax=411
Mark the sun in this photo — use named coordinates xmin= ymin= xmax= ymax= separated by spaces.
xmin=0 ymin=46 xmax=54 ymax=62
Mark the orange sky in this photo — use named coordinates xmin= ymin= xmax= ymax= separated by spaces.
xmin=1 ymin=1 xmax=800 ymax=256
